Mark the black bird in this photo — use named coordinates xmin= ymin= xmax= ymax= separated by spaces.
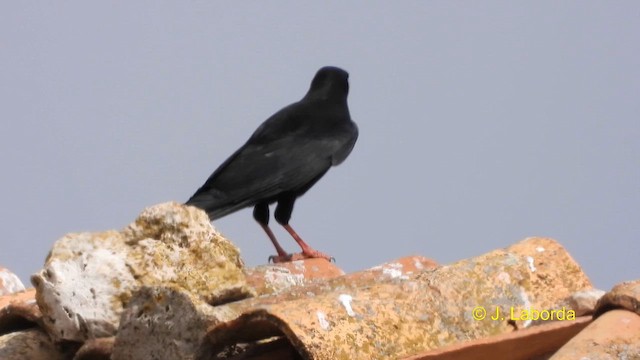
xmin=186 ymin=66 xmax=358 ymax=262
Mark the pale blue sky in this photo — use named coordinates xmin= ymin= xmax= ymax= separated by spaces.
xmin=1 ymin=2 xmax=638 ymax=289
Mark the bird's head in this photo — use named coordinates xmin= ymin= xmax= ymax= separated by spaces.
xmin=305 ymin=66 xmax=349 ymax=101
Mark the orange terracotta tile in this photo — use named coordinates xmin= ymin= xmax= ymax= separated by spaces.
xmin=367 ymin=255 xmax=438 ymax=277
xmin=243 ymin=256 xmax=437 ymax=297
xmin=205 ymin=238 xmax=591 ymax=360
xmin=401 ymin=316 xmax=592 ymax=360
xmin=0 ymin=288 xmax=41 ymax=335
xmin=550 ymin=309 xmax=640 ymax=359
xmin=222 ymin=255 xmax=439 ymax=317
xmin=549 ymin=280 xmax=640 ymax=359
xmin=244 ymin=258 xmax=345 ymax=295
xmin=74 ymin=337 xmax=114 ymax=360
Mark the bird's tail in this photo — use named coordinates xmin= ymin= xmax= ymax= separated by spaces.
xmin=185 ymin=189 xmax=240 ymax=220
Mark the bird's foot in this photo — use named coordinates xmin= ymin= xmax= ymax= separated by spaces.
xmin=300 ymin=247 xmax=334 ymax=262
xmin=267 ymin=250 xmax=334 ymax=263
xmin=267 ymin=253 xmax=310 ymax=263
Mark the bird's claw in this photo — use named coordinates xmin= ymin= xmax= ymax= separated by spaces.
xmin=268 ymin=253 xmax=293 ymax=263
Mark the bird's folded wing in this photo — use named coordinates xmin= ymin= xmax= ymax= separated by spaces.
xmin=188 ymin=137 xmax=336 ymax=218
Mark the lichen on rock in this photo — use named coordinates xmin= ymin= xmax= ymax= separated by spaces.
xmin=31 ymin=202 xmax=252 ymax=343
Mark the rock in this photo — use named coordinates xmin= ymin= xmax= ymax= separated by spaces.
xmin=0 ymin=267 xmax=25 ymax=296
xmin=594 ymin=279 xmax=640 ymax=318
xmin=31 ymin=202 xmax=252 ymax=343
xmin=0 ymin=328 xmax=66 ymax=360
xmin=32 ymin=231 xmax=134 ymax=341
xmin=565 ymin=288 xmax=606 ymax=316
xmin=112 ymin=285 xmax=238 ymax=360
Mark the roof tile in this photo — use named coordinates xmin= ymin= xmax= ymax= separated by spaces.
xmin=244 ymin=258 xmax=345 ymax=295
xmin=401 ymin=316 xmax=592 ymax=360
xmin=204 ymin=237 xmax=591 ymax=359
xmin=73 ymin=337 xmax=114 ymax=360
xmin=0 ymin=288 xmax=41 ymax=335
xmin=0 ymin=328 xmax=65 ymax=360
xmin=550 ymin=309 xmax=640 ymax=359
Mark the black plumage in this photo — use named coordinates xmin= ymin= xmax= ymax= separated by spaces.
xmin=186 ymin=66 xmax=358 ymax=262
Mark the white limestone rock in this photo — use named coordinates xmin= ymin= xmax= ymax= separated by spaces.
xmin=31 ymin=202 xmax=252 ymax=343
xmin=566 ymin=288 xmax=606 ymax=316
xmin=0 ymin=267 xmax=25 ymax=296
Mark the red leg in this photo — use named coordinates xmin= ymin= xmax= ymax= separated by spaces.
xmin=282 ymin=224 xmax=333 ymax=261
xmin=258 ymin=223 xmax=291 ymax=262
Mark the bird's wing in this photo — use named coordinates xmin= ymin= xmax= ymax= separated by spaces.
xmin=331 ymin=120 xmax=358 ymax=165
xmin=188 ymin=134 xmax=337 ymax=219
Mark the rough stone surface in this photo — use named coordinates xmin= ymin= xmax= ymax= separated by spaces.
xmin=122 ymin=202 xmax=250 ymax=305
xmin=31 ymin=202 xmax=252 ymax=343
xmin=0 ymin=267 xmax=25 ymax=296
xmin=594 ymin=279 xmax=640 ymax=317
xmin=112 ymin=286 xmax=237 ymax=360
xmin=0 ymin=328 xmax=65 ymax=360
xmin=564 ymin=288 xmax=606 ymax=316
xmin=31 ymin=231 xmax=134 ymax=341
